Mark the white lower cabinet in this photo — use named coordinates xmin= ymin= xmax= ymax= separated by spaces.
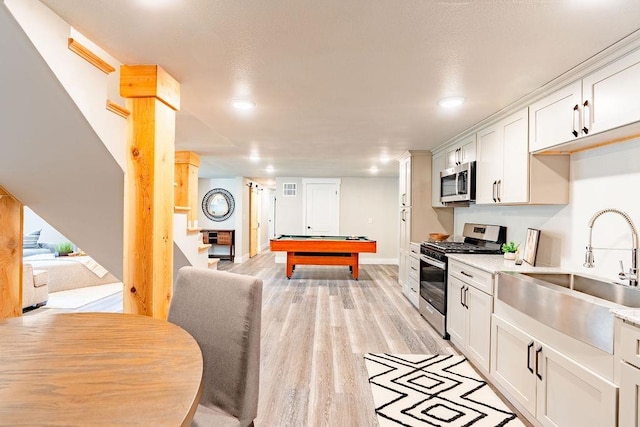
xmin=447 ymin=266 xmax=493 ymax=373
xmin=619 ymin=362 xmax=640 ymax=427
xmin=491 ymin=315 xmax=617 ymax=427
xmin=619 ymin=321 xmax=640 ymax=427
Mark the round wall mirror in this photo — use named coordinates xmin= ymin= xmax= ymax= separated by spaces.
xmin=202 ymin=188 xmax=235 ymax=222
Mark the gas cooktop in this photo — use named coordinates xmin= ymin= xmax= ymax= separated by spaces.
xmin=422 ymin=241 xmax=502 ymax=254
xmin=421 ymin=223 xmax=507 ymax=255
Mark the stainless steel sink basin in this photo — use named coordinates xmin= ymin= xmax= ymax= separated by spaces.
xmin=521 ymin=272 xmax=640 ymax=307
xmin=497 ymin=271 xmax=640 ymax=353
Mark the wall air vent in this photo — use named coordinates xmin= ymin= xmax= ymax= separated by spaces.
xmin=283 ymin=183 xmax=297 ymax=196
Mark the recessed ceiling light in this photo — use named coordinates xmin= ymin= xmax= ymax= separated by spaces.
xmin=438 ymin=96 xmax=465 ymax=108
xmin=231 ymin=99 xmax=256 ymax=110
xmin=266 ymin=165 xmax=274 ymax=173
xmin=369 ymin=166 xmax=379 ymax=174
xmin=379 ymin=154 xmax=390 ymax=164
xmin=249 ymin=152 xmax=260 ymax=162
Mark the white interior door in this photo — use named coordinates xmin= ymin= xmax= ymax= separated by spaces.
xmin=304 ymin=180 xmax=339 ymax=235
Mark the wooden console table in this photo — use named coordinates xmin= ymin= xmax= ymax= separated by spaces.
xmin=0 ymin=313 xmax=203 ymax=426
xmin=202 ymin=229 xmax=235 ymax=262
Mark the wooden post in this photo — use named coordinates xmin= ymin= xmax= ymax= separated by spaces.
xmin=120 ymin=65 xmax=180 ymax=319
xmin=0 ymin=186 xmax=23 ymax=318
xmin=174 ymin=151 xmax=200 ymax=228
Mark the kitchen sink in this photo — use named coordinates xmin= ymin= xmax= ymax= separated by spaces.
xmin=521 ymin=272 xmax=640 ymax=307
xmin=497 ymin=271 xmax=640 ymax=353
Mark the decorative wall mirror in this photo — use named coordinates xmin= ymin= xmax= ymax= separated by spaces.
xmin=202 ymin=188 xmax=235 ymax=221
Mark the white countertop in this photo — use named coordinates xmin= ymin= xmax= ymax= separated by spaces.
xmin=446 ymin=253 xmax=640 ymax=326
xmin=445 ymin=253 xmax=565 ymax=274
xmin=611 ymin=308 xmax=640 ymax=327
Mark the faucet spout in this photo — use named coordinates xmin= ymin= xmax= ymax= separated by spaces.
xmin=585 ymin=208 xmax=638 ymax=286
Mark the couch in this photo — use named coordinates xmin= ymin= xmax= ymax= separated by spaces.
xmin=23 ymin=263 xmax=49 ymax=309
xmin=22 ymin=255 xmax=119 ymax=293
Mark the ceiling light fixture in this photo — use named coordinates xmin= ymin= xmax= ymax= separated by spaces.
xmin=370 ymin=166 xmax=379 ymax=174
xmin=438 ymin=96 xmax=465 ymax=108
xmin=231 ymin=99 xmax=256 ymax=110
xmin=266 ymin=165 xmax=274 ymax=173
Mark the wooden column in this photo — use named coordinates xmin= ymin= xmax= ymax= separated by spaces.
xmin=174 ymin=151 xmax=200 ymax=228
xmin=0 ymin=186 xmax=23 ymax=318
xmin=120 ymin=65 xmax=180 ymax=319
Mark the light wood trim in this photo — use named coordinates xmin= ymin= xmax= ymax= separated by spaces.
xmin=105 ymin=100 xmax=130 ymax=118
xmin=186 ymin=227 xmax=202 ymax=234
xmin=67 ymin=38 xmax=115 ymax=74
xmin=120 ymin=65 xmax=180 ymax=111
xmin=0 ymin=313 xmax=203 ymax=425
xmin=198 ymin=244 xmax=212 ymax=252
xmin=0 ymin=186 xmax=23 ymax=318
xmin=207 ymin=258 xmax=219 ymax=267
xmin=175 ymin=151 xmax=200 ymax=167
xmin=174 ymin=206 xmax=190 ymax=213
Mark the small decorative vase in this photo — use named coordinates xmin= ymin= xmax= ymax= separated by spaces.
xmin=503 ymin=252 xmax=516 ymax=260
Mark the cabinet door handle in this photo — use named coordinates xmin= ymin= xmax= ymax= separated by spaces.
xmin=492 ymin=180 xmax=497 ymax=202
xmin=463 ymin=286 xmax=469 ymax=309
xmin=460 ymin=285 xmax=465 ymax=307
xmin=496 ymin=179 xmax=501 ymax=202
xmin=572 ymin=104 xmax=579 ymax=137
xmin=527 ymin=341 xmax=534 ymax=374
xmin=535 ymin=345 xmax=543 ymax=380
xmin=582 ymin=100 xmax=590 ymax=135
xmin=460 ymin=271 xmax=473 ymax=278
xmin=457 ymin=148 xmax=461 ymax=165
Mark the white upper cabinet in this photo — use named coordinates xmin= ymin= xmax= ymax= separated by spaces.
xmin=398 ymin=155 xmax=411 ymax=207
xmin=431 ymin=151 xmax=446 ymax=207
xmin=529 ymin=47 xmax=640 ymax=153
xmin=476 ymin=108 xmax=528 ymax=205
xmin=444 ymin=135 xmax=476 ymax=168
xmin=583 ymin=47 xmax=640 ymax=135
xmin=477 ymin=108 xmax=569 ymax=205
xmin=529 ymin=81 xmax=582 ymax=152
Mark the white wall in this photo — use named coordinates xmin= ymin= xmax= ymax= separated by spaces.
xmin=454 ymin=137 xmax=640 ymax=282
xmin=23 ymin=207 xmax=73 ymax=248
xmin=274 ymin=176 xmax=399 ymax=263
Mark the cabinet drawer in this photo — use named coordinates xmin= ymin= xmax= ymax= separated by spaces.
xmin=621 ymin=322 xmax=640 ymax=370
xmin=448 ymin=260 xmax=494 ymax=295
xmin=408 ymin=255 xmax=420 ymax=281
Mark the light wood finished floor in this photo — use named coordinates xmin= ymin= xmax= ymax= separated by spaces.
xmin=26 ymin=252 xmax=529 ymax=426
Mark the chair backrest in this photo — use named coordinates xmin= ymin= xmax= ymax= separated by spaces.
xmin=168 ymin=266 xmax=262 ymax=426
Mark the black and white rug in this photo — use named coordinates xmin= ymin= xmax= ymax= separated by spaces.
xmin=364 ymin=354 xmax=524 ymax=427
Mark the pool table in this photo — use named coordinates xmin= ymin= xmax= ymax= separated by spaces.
xmin=269 ymin=235 xmax=377 ymax=280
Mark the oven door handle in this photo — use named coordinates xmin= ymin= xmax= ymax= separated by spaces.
xmin=420 ymin=255 xmax=446 ymax=270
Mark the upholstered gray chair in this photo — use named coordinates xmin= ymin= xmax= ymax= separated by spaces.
xmin=168 ymin=266 xmax=263 ymax=427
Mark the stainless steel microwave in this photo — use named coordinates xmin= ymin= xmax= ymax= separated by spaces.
xmin=440 ymin=161 xmax=476 ymax=205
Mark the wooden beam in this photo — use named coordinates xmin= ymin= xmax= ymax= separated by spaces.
xmin=0 ymin=186 xmax=23 ymax=318
xmin=120 ymin=65 xmax=180 ymax=111
xmin=121 ymin=65 xmax=180 ymax=320
xmin=67 ymin=38 xmax=115 ymax=74
xmin=175 ymin=151 xmax=200 ymax=228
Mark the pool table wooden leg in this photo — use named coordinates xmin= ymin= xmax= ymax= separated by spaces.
xmin=286 ymin=253 xmax=294 ymax=279
xmin=351 ymin=253 xmax=359 ymax=280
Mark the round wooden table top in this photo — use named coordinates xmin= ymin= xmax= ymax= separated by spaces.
xmin=0 ymin=312 xmax=203 ymax=426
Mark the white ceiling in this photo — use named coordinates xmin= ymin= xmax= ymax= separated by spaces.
xmin=39 ymin=0 xmax=640 ymax=183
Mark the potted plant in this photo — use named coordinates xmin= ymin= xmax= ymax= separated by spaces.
xmin=501 ymin=241 xmax=519 ymax=260
xmin=55 ymin=241 xmax=74 ymax=257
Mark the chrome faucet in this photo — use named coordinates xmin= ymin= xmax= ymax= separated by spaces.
xmin=584 ymin=208 xmax=638 ymax=286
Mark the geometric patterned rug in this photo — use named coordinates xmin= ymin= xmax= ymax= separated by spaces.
xmin=364 ymin=354 xmax=525 ymax=427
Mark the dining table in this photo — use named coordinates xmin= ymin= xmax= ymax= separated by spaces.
xmin=0 ymin=312 xmax=203 ymax=426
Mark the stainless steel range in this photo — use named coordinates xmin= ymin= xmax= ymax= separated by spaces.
xmin=418 ymin=223 xmax=506 ymax=339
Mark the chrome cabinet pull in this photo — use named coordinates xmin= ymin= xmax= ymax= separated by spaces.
xmin=572 ymin=104 xmax=579 ymax=137
xmin=460 ymin=285 xmax=465 ymax=306
xmin=496 ymin=179 xmax=501 ymax=202
xmin=582 ymin=100 xmax=590 ymax=135
xmin=527 ymin=341 xmax=534 ymax=373
xmin=535 ymin=345 xmax=543 ymax=380
xmin=492 ymin=180 xmax=497 ymax=202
